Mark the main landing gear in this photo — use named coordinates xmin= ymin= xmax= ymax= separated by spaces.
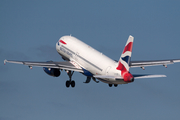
xmin=66 ymin=71 xmax=75 ymax=88
xmin=108 ymin=84 xmax=118 ymax=87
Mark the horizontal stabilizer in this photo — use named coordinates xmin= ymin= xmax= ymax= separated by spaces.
xmin=94 ymin=74 xmax=166 ymax=80
xmin=130 ymin=59 xmax=180 ymax=68
xmin=133 ymin=74 xmax=166 ymax=79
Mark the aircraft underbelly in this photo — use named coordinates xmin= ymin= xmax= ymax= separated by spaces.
xmin=97 ymin=78 xmax=127 ymax=84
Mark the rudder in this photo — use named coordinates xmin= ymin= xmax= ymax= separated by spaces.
xmin=116 ymin=35 xmax=134 ymax=72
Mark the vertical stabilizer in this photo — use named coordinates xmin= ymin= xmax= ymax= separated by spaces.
xmin=116 ymin=35 xmax=134 ymax=72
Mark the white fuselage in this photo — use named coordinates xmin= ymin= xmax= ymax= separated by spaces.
xmin=56 ymin=36 xmax=126 ymax=84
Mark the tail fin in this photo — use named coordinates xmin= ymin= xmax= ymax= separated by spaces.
xmin=116 ymin=35 xmax=134 ymax=72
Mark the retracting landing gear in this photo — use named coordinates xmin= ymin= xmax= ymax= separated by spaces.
xmin=66 ymin=71 xmax=75 ymax=88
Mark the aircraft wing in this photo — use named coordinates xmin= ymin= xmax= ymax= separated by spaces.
xmin=4 ymin=59 xmax=83 ymax=72
xmin=130 ymin=59 xmax=180 ymax=68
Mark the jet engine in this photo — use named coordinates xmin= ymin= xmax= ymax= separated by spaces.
xmin=43 ymin=67 xmax=61 ymax=77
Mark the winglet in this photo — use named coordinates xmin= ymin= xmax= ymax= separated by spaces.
xmin=4 ymin=59 xmax=7 ymax=65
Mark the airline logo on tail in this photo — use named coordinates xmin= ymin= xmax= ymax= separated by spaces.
xmin=116 ymin=35 xmax=134 ymax=82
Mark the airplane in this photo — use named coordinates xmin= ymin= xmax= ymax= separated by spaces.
xmin=4 ymin=35 xmax=180 ymax=88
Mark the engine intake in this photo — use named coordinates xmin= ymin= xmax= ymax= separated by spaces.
xmin=43 ymin=67 xmax=61 ymax=77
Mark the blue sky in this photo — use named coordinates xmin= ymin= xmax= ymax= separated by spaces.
xmin=1 ymin=0 xmax=180 ymax=120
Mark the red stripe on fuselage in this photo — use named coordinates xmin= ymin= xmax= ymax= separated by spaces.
xmin=123 ymin=42 xmax=133 ymax=54
xmin=60 ymin=40 xmax=67 ymax=44
xmin=116 ymin=62 xmax=134 ymax=82
xmin=116 ymin=62 xmax=127 ymax=78
xmin=116 ymin=62 xmax=127 ymax=72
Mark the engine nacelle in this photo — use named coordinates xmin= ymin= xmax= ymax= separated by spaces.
xmin=43 ymin=67 xmax=61 ymax=77
xmin=122 ymin=72 xmax=134 ymax=83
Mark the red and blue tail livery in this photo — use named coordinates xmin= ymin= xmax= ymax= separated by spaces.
xmin=117 ymin=35 xmax=134 ymax=72
xmin=116 ymin=35 xmax=134 ymax=82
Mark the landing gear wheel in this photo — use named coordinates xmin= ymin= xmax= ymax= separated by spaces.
xmin=109 ymin=84 xmax=112 ymax=87
xmin=71 ymin=81 xmax=75 ymax=88
xmin=65 ymin=71 xmax=76 ymax=88
xmin=66 ymin=81 xmax=70 ymax=88
xmin=114 ymin=84 xmax=118 ymax=87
